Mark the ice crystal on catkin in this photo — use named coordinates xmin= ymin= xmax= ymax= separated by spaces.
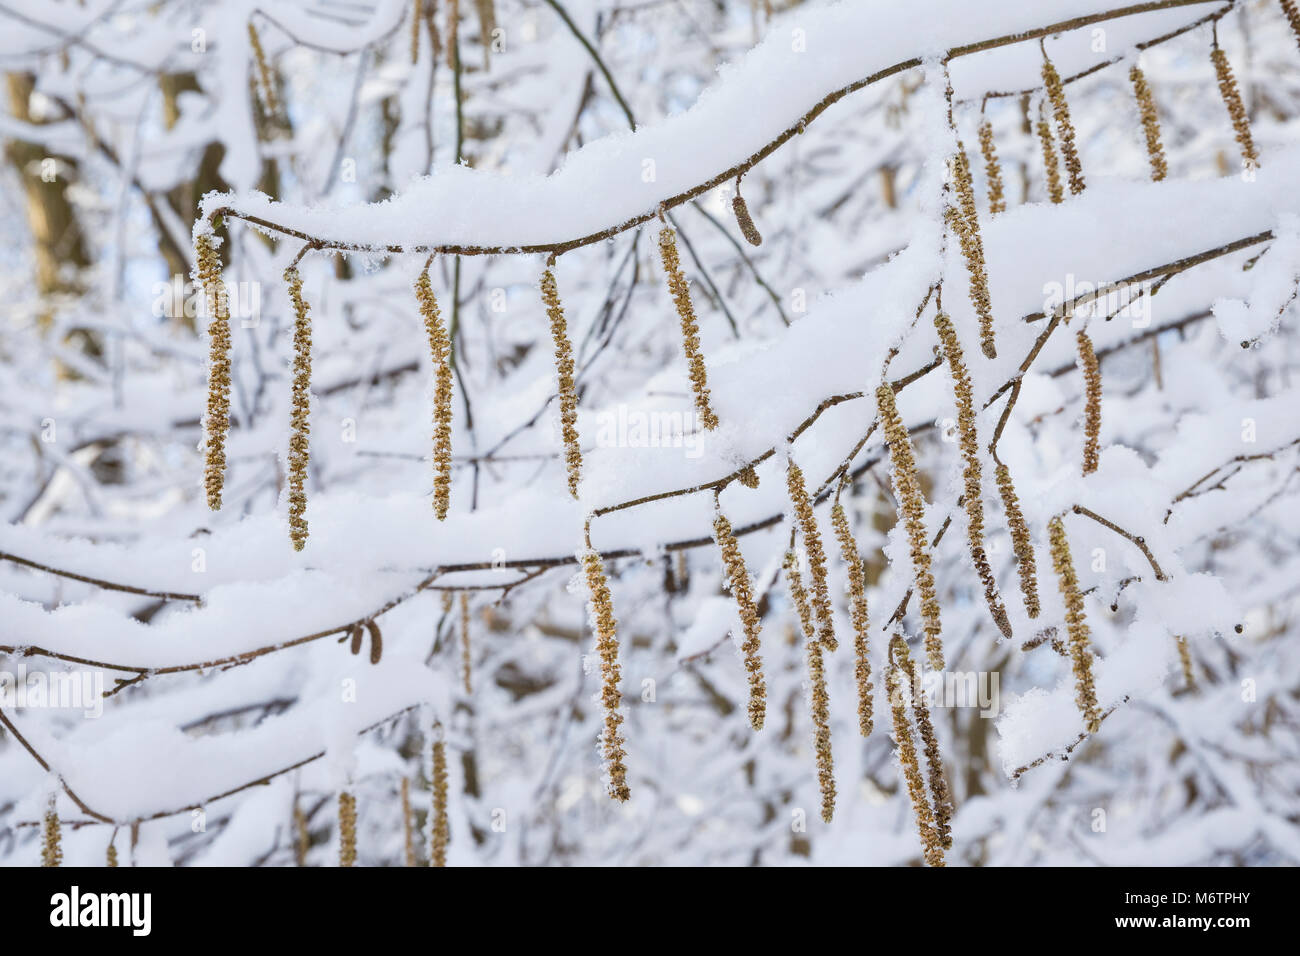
xmin=831 ymin=501 xmax=873 ymax=737
xmin=877 ymin=384 xmax=944 ymax=670
xmin=1048 ymin=517 xmax=1102 ymax=733
xmin=285 ymin=266 xmax=313 ymax=551
xmin=196 ymin=233 xmax=232 ymax=511
xmin=786 ymin=551 xmax=835 ymax=823
xmin=541 ymin=268 xmax=583 ymax=498
xmin=582 ymin=550 xmax=631 ymax=801
xmin=416 ymin=269 xmax=454 ymax=518
xmin=786 ymin=459 xmax=837 ymax=651
xmin=713 ymin=505 xmax=766 ymax=730
xmin=1129 ymin=66 xmax=1167 ymax=182
xmin=658 ymin=227 xmax=720 ymax=430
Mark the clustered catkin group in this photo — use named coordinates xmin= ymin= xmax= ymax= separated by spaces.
xmin=1129 ymin=66 xmax=1168 ymax=181
xmin=786 ymin=460 xmax=837 ymax=651
xmin=887 ymin=636 xmax=946 ymax=867
xmin=995 ymin=462 xmax=1041 ymax=618
xmin=977 ymin=119 xmax=1006 ymax=215
xmin=1077 ymin=329 xmax=1102 ymax=476
xmin=285 ymin=267 xmax=314 ymax=551
xmin=430 ymin=726 xmax=450 ymax=867
xmin=541 ymin=268 xmax=583 ymax=498
xmin=41 ymin=796 xmax=60 ymax=867
xmin=416 ymin=269 xmax=454 ymax=519
xmin=338 ymin=790 xmax=357 ymax=867
xmin=1036 ymin=103 xmax=1065 ymax=204
xmin=658 ymin=227 xmax=720 ymax=430
xmin=582 ymin=550 xmax=631 ymax=801
xmin=196 ymin=234 xmax=231 ymax=511
xmin=785 ymin=550 xmax=835 ymax=823
xmin=713 ymin=505 xmax=767 ymax=731
xmin=1042 ymin=53 xmax=1084 ymax=195
xmin=876 ymin=383 xmax=944 ymax=671
xmin=1048 ymin=517 xmax=1102 ymax=733
xmin=831 ymin=501 xmax=873 ymax=736
xmin=1211 ymin=44 xmax=1259 ymax=168
xmin=459 ymin=592 xmax=472 ymax=695
xmin=947 ymin=147 xmax=998 ymax=360
xmin=935 ymin=311 xmax=1012 ymax=639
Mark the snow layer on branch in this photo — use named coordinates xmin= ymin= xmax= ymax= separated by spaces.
xmin=199 ymin=0 xmax=1224 ymax=249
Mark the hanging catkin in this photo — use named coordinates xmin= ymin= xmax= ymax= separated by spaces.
xmin=948 ymin=147 xmax=998 ymax=360
xmin=540 ymin=268 xmax=583 ymax=498
xmin=1042 ymin=53 xmax=1084 ymax=195
xmin=1077 ymin=329 xmax=1102 ymax=476
xmin=401 ymin=777 xmax=416 ymax=866
xmin=247 ymin=22 xmax=279 ymax=119
xmin=900 ymin=645 xmax=954 ymax=851
xmin=1036 ymin=103 xmax=1064 ymax=204
xmin=977 ymin=119 xmax=1006 ymax=215
xmin=293 ymin=800 xmax=309 ymax=866
xmin=411 ymin=0 xmax=423 ymax=64
xmin=786 ymin=550 xmax=835 ymax=823
xmin=935 ymin=311 xmax=1012 ymax=638
xmin=887 ymin=636 xmax=944 ymax=867
xmin=732 ymin=183 xmax=763 ymax=246
xmin=1176 ymin=635 xmax=1196 ymax=690
xmin=1284 ymin=0 xmax=1300 ymax=49
xmin=416 ymin=269 xmax=454 ymax=519
xmin=1048 ymin=516 xmax=1102 ymax=733
xmin=430 ymin=725 xmax=449 ymax=867
xmin=1129 ymin=66 xmax=1168 ymax=182
xmin=1211 ymin=43 xmax=1259 ymax=168
xmin=582 ymin=550 xmax=632 ymax=801
xmin=876 ymin=384 xmax=944 ymax=671
xmin=196 ymin=234 xmax=231 ymax=511
xmin=831 ymin=501 xmax=873 ymax=737
xmin=712 ymin=505 xmax=767 ymax=731
xmin=658 ymin=227 xmax=720 ymax=430
xmin=41 ymin=795 xmax=60 ymax=867
xmin=786 ymin=459 xmax=837 ymax=651
xmin=459 ymin=592 xmax=472 ymax=694
xmin=107 ymin=842 xmax=118 ymax=867
xmin=285 ymin=267 xmax=313 ymax=551
xmin=338 ymin=790 xmax=357 ymax=867
xmin=995 ymin=462 xmax=1041 ymax=619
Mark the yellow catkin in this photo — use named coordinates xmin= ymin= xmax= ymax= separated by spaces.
xmin=713 ymin=507 xmax=766 ymax=731
xmin=934 ymin=312 xmax=1012 ymax=638
xmin=786 ymin=460 xmax=837 ymax=651
xmin=1042 ymin=55 xmax=1084 ymax=195
xmin=1176 ymin=635 xmax=1196 ymax=690
xmin=786 ymin=551 xmax=835 ymax=823
xmin=582 ymin=551 xmax=632 ymax=801
xmin=658 ymin=227 xmax=720 ymax=430
xmin=888 ymin=637 xmax=944 ymax=867
xmin=1036 ymin=108 xmax=1064 ymax=205
xmin=401 ymin=777 xmax=416 ymax=866
xmin=876 ymin=384 xmax=944 ymax=671
xmin=338 ymin=791 xmax=357 ymax=867
xmin=540 ymin=269 xmax=583 ymax=498
xmin=41 ymin=796 xmax=61 ymax=867
xmin=411 ymin=0 xmax=424 ymax=64
xmin=737 ymin=463 xmax=760 ymax=489
xmin=196 ymin=234 xmax=231 ymax=511
xmin=995 ymin=463 xmax=1041 ymax=619
xmin=901 ymin=648 xmax=953 ymax=851
xmin=247 ymin=22 xmax=279 ymax=119
xmin=459 ymin=592 xmax=472 ymax=695
xmin=293 ymin=800 xmax=309 ymax=866
xmin=285 ymin=267 xmax=313 ymax=551
xmin=948 ymin=148 xmax=998 ymax=360
xmin=978 ymin=120 xmax=1006 ymax=215
xmin=1130 ymin=66 xmax=1168 ymax=182
xmin=732 ymin=191 xmax=763 ymax=246
xmin=1211 ymin=45 xmax=1258 ymax=168
xmin=431 ymin=727 xmax=449 ymax=867
xmin=416 ymin=269 xmax=454 ymax=519
xmin=831 ymin=501 xmax=873 ymax=737
xmin=1048 ymin=517 xmax=1102 ymax=733
xmin=1077 ymin=330 xmax=1102 ymax=476
xmin=1284 ymin=0 xmax=1300 ymax=49
xmin=107 ymin=842 xmax=118 ymax=867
